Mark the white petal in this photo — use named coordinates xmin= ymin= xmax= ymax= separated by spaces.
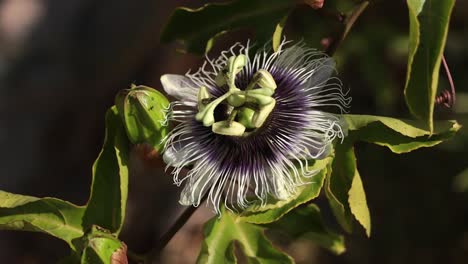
xmin=273 ymin=174 xmax=293 ymax=200
xmin=162 ymin=142 xmax=196 ymax=167
xmin=162 ymin=146 xmax=180 ymax=166
xmin=179 ymin=165 xmax=216 ymax=206
xmin=160 ymin=74 xmax=198 ymax=103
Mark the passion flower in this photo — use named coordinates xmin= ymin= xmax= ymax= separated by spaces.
xmin=161 ymin=41 xmax=350 ymax=213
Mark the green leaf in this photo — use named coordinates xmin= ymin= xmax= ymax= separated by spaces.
xmin=348 ymin=167 xmax=370 ymax=237
xmin=0 ymin=191 xmax=85 ymax=250
xmin=344 ymin=114 xmax=461 ymax=153
xmin=240 ymin=157 xmax=331 ymax=224
xmin=404 ymin=0 xmax=455 ymax=132
xmin=197 ymin=207 xmax=293 ymax=264
xmin=272 ymin=13 xmax=289 ymax=52
xmin=324 ymin=145 xmax=352 ymax=233
xmin=83 ymin=106 xmax=130 ymax=235
xmin=266 ymin=204 xmax=346 ymax=255
xmin=325 ymin=142 xmax=371 ymax=237
xmin=81 ymin=226 xmax=127 ymax=264
xmin=161 ymin=0 xmax=296 ymax=54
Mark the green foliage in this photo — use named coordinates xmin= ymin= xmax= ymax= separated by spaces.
xmin=404 ymin=0 xmax=456 ymax=132
xmin=0 ymin=105 xmax=150 ymax=262
xmin=347 ymin=165 xmax=370 ymax=237
xmin=324 ymin=114 xmax=462 ymax=237
xmin=344 ymin=115 xmax=461 ymax=153
xmin=0 ymin=191 xmax=85 ymax=250
xmin=272 ymin=13 xmax=289 ymax=52
xmin=325 ymin=141 xmax=371 ymax=236
xmin=266 ymin=204 xmax=345 ymax=254
xmin=81 ymin=226 xmax=126 ymax=264
xmin=199 ymin=161 xmax=348 ymax=261
xmin=0 ymin=0 xmax=463 ymax=262
xmin=83 ymin=107 xmax=130 ymax=235
xmin=240 ymin=158 xmax=331 ymax=224
xmin=161 ymin=0 xmax=296 ymax=54
xmin=198 ymin=206 xmax=294 ymax=264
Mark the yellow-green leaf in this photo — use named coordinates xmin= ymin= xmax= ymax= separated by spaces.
xmin=266 ymin=204 xmax=346 ymax=254
xmin=272 ymin=13 xmax=289 ymax=52
xmin=83 ymin=107 xmax=130 ymax=235
xmin=197 ymin=206 xmax=293 ymax=264
xmin=325 ymin=142 xmax=371 ymax=236
xmin=0 ymin=191 xmax=85 ymax=250
xmin=161 ymin=0 xmax=296 ymax=54
xmin=348 ymin=169 xmax=371 ymax=237
xmin=344 ymin=115 xmax=461 ymax=153
xmin=404 ymin=0 xmax=456 ymax=132
xmin=241 ymin=157 xmax=331 ymax=224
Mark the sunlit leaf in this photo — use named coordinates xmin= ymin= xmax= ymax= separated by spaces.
xmin=0 ymin=191 xmax=85 ymax=250
xmin=1 ymin=106 xmax=133 ymax=257
xmin=344 ymin=114 xmax=461 ymax=153
xmin=83 ymin=106 xmax=130 ymax=235
xmin=161 ymin=0 xmax=296 ymax=54
xmin=241 ymin=157 xmax=331 ymax=224
xmin=325 ymin=141 xmax=371 ymax=237
xmin=81 ymin=226 xmax=127 ymax=264
xmin=348 ymin=168 xmax=370 ymax=237
xmin=272 ymin=13 xmax=289 ymax=52
xmin=266 ymin=204 xmax=346 ymax=254
xmin=198 ymin=206 xmax=293 ymax=264
xmin=404 ymin=0 xmax=455 ymax=132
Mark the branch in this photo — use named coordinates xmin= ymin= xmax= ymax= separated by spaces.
xmin=143 ymin=193 xmax=209 ymax=263
xmin=325 ymin=1 xmax=370 ymax=56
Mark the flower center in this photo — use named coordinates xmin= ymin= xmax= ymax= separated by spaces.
xmin=195 ymin=55 xmax=277 ymax=137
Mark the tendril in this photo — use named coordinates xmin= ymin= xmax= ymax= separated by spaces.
xmin=435 ymin=55 xmax=456 ymax=108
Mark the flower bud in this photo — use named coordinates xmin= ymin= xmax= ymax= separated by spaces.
xmin=115 ymin=85 xmax=170 ymax=151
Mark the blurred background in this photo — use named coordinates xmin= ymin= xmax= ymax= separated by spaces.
xmin=0 ymin=0 xmax=467 ymax=263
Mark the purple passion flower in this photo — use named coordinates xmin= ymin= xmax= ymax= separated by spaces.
xmin=160 ymin=41 xmax=350 ymax=214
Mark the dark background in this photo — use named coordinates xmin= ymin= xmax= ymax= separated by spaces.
xmin=0 ymin=0 xmax=467 ymax=263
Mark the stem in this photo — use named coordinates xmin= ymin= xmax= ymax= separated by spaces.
xmin=326 ymin=1 xmax=369 ymax=56
xmin=227 ymin=109 xmax=238 ymax=126
xmin=144 ymin=193 xmax=209 ymax=263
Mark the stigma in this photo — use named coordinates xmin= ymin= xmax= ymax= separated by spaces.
xmin=195 ymin=55 xmax=277 ymax=137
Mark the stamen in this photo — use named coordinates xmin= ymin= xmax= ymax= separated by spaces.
xmin=197 ymin=86 xmax=211 ymax=112
xmin=212 ymin=121 xmax=246 ymax=136
xmin=252 ymin=100 xmax=276 ymax=128
xmin=195 ymin=57 xmax=279 ymax=136
xmin=195 ymin=91 xmax=233 ymax=126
